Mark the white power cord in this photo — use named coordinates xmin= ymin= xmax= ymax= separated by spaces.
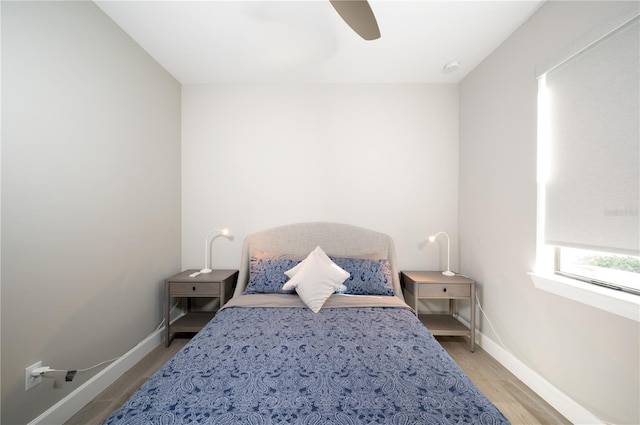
xmin=452 ymin=273 xmax=510 ymax=353
xmin=35 ymin=299 xmax=181 ymax=387
xmin=155 ymin=299 xmax=180 ymax=332
xmin=476 ymin=294 xmax=510 ymax=354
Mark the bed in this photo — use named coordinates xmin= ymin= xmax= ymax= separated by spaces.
xmin=103 ymin=222 xmax=509 ymax=424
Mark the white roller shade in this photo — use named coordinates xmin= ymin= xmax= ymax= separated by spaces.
xmin=543 ymin=17 xmax=639 ymax=256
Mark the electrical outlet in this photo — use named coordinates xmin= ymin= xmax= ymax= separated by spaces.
xmin=25 ymin=361 xmax=42 ymax=391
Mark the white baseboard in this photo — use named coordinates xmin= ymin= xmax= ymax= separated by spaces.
xmin=27 ymin=328 xmax=165 ymax=425
xmin=476 ymin=330 xmax=603 ymax=425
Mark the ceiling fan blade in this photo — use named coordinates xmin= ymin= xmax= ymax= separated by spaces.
xmin=329 ymin=0 xmax=380 ymax=40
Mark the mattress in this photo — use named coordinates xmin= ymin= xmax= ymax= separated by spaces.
xmin=102 ymin=294 xmax=510 ymax=424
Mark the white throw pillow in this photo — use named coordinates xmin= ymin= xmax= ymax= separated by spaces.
xmin=283 ymin=246 xmax=350 ymax=312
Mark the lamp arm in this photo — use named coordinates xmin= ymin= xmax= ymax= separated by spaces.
xmin=201 ymin=228 xmax=230 ymax=273
xmin=446 ymin=233 xmax=451 ymax=272
xmin=428 ymin=231 xmax=455 ymax=276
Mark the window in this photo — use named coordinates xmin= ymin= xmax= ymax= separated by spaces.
xmin=536 ymin=12 xmax=639 ymax=299
xmin=556 ymin=247 xmax=640 ymax=295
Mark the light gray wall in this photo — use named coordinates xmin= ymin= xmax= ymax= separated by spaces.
xmin=459 ymin=1 xmax=639 ymax=423
xmin=4 ymin=1 xmax=636 ymax=424
xmin=181 ymin=84 xmax=460 ymax=275
xmin=1 ymin=2 xmax=181 ymax=424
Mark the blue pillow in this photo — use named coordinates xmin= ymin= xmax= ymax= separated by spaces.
xmin=244 ymin=257 xmax=301 ymax=294
xmin=330 ymin=257 xmax=394 ymax=296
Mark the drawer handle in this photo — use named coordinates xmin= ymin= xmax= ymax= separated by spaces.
xmin=192 ymin=286 xmax=196 ymax=291
xmin=443 ymin=288 xmax=447 ymax=292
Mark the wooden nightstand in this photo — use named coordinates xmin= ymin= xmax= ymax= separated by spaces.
xmin=401 ymin=271 xmax=476 ymax=352
xmin=165 ymin=269 xmax=238 ymax=346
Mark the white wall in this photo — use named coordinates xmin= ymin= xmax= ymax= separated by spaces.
xmin=459 ymin=1 xmax=639 ymax=423
xmin=7 ymin=2 xmax=636 ymax=424
xmin=1 ymin=2 xmax=182 ymax=424
xmin=181 ymin=84 xmax=460 ymax=274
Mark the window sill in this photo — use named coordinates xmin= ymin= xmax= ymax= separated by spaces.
xmin=529 ymin=272 xmax=640 ymax=323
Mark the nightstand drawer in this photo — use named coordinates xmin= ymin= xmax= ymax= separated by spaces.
xmin=418 ymin=283 xmax=470 ymax=298
xmin=169 ymin=282 xmax=220 ymax=296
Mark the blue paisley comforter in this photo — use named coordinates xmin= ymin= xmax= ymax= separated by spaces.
xmin=103 ymin=298 xmax=509 ymax=425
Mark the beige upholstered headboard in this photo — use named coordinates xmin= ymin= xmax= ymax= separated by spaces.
xmin=233 ymin=222 xmax=403 ymax=300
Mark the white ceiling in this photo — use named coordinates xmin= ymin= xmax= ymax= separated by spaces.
xmin=95 ymin=0 xmax=545 ymax=85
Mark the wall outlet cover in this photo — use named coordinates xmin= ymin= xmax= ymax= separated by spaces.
xmin=25 ymin=361 xmax=42 ymax=391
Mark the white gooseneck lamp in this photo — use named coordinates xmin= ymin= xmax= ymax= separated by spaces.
xmin=428 ymin=231 xmax=455 ymax=276
xmin=200 ymin=228 xmax=230 ymax=274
